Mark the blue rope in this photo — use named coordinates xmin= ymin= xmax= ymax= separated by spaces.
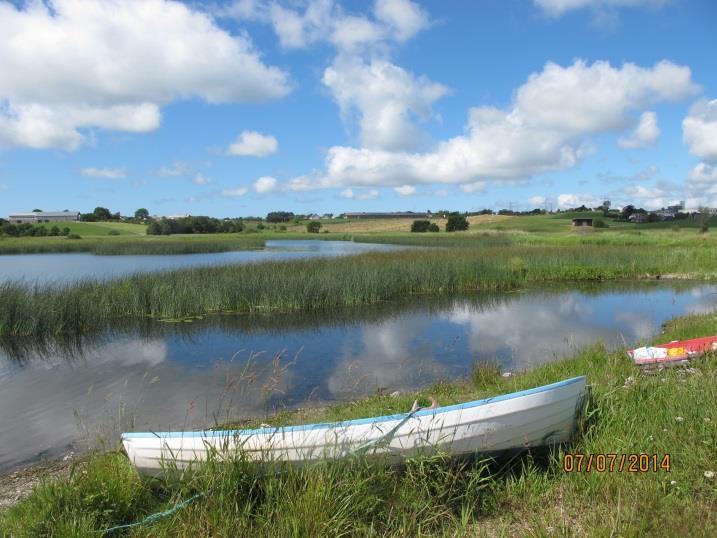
xmin=351 ymin=404 xmax=423 ymax=456
xmin=97 ymin=490 xmax=206 ymax=535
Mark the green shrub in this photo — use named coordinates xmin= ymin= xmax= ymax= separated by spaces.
xmin=66 ymin=233 xmax=82 ymax=240
xmin=49 ymin=226 xmax=60 ymax=236
xmin=411 ymin=220 xmax=431 ymax=232
xmin=445 ymin=214 xmax=469 ymax=232
xmin=593 ymin=219 xmax=608 ymax=228
xmin=307 ymin=221 xmax=322 ymax=233
xmin=428 ymin=223 xmax=440 ymax=232
xmin=107 ymin=230 xmax=121 ymax=236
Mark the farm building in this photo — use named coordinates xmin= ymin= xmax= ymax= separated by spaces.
xmin=341 ymin=211 xmax=430 ymax=219
xmin=571 ymin=218 xmax=593 ymax=227
xmin=8 ymin=211 xmax=80 ymax=224
xmin=629 ymin=213 xmax=648 ymax=223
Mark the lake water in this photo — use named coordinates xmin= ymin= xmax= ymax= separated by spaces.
xmin=1 ymin=281 xmax=715 ymax=472
xmin=0 ymin=240 xmax=410 ymax=284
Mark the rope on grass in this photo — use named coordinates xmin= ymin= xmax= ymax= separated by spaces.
xmin=97 ymin=491 xmax=207 ymax=535
xmin=351 ymin=400 xmax=425 ymax=456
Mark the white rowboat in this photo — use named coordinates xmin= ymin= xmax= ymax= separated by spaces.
xmin=122 ymin=376 xmax=586 ymax=476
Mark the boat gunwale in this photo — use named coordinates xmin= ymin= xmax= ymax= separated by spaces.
xmin=122 ymin=376 xmax=586 ymax=440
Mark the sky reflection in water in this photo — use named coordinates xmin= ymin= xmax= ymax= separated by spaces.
xmin=1 ymin=282 xmax=716 ymax=472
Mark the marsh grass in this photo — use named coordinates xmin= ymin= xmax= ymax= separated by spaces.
xmin=3 ymin=309 xmax=717 ymax=535
xmin=3 ymin=242 xmax=717 ymax=339
xmin=0 ymin=235 xmax=265 ymax=255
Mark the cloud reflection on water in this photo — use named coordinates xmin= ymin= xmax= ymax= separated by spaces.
xmin=2 ymin=283 xmax=717 ymax=473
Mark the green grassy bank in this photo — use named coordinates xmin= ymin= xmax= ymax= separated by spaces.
xmin=2 ymin=310 xmax=716 ymax=536
xmin=0 ymin=234 xmax=265 ymax=255
xmin=3 ymin=240 xmax=717 ymax=339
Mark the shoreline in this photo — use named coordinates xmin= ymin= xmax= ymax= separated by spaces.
xmin=3 ymin=301 xmax=716 ymax=533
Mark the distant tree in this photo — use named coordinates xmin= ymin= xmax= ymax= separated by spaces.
xmin=147 ymin=222 xmax=162 ymax=235
xmin=61 ymin=227 xmax=70 ymax=236
xmin=3 ymin=223 xmax=19 ymax=236
xmin=601 ymin=200 xmax=611 ymax=216
xmin=306 ymin=221 xmax=322 ymax=233
xmin=445 ymin=213 xmax=469 ymax=232
xmin=80 ymin=212 xmax=97 ymax=222
xmin=49 ymin=225 xmax=61 ymax=236
xmin=620 ymin=205 xmax=636 ymax=221
xmin=428 ymin=223 xmax=440 ymax=232
xmin=266 ymin=211 xmax=295 ymax=223
xmin=32 ymin=209 xmax=42 ymax=212
xmin=93 ymin=207 xmax=112 ymax=220
xmin=411 ymin=220 xmax=431 ymax=232
xmin=700 ymin=207 xmax=711 ymax=233
xmin=134 ymin=208 xmax=150 ymax=220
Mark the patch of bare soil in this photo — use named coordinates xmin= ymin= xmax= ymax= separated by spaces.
xmin=0 ymin=456 xmax=75 ymax=511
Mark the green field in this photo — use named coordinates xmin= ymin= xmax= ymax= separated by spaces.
xmin=2 ymin=309 xmax=716 ymax=536
xmin=0 ymin=233 xmax=265 ymax=255
xmin=42 ymin=221 xmax=147 ymax=236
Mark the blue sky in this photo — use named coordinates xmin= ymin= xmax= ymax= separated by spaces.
xmin=0 ymin=0 xmax=716 ymax=218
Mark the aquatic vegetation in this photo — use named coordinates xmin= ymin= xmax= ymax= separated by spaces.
xmin=2 ymin=242 xmax=717 ymax=338
xmin=0 ymin=235 xmax=265 ymax=255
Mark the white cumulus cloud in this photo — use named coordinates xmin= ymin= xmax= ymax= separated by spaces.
xmin=227 ymin=130 xmax=279 ymax=157
xmin=690 ymin=163 xmax=717 ymax=185
xmin=323 ymin=56 xmax=448 ymax=151
xmin=534 ymin=0 xmax=669 ymax=18
xmin=557 ymin=193 xmax=603 ymax=209
xmin=373 ymin=0 xmax=429 ymax=42
xmin=394 ymin=184 xmax=416 ymax=196
xmin=0 ymin=0 xmax=290 ymax=150
xmin=154 ymin=161 xmax=192 ymax=177
xmin=683 ymin=99 xmax=717 ymax=164
xmin=235 ymin=0 xmax=429 ymax=51
xmin=192 ymin=173 xmax=212 ymax=185
xmin=254 ymin=176 xmax=278 ymax=193
xmin=222 ymin=186 xmax=249 ymax=197
xmin=81 ymin=167 xmax=126 ymax=179
xmin=618 ymin=111 xmax=660 ymax=149
xmin=289 ymin=59 xmax=696 ymax=192
xmin=340 ymin=188 xmax=380 ymax=200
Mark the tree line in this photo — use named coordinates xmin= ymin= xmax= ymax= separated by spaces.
xmin=147 ymin=216 xmax=245 ymax=235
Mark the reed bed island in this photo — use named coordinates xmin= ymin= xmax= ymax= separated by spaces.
xmin=2 ymin=234 xmax=717 ymax=339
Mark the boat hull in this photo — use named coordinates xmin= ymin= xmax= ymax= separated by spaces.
xmin=122 ymin=376 xmax=586 ymax=476
xmin=627 ymin=335 xmax=717 ymax=366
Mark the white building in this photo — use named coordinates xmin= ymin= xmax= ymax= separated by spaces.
xmin=8 ymin=211 xmax=80 ymax=224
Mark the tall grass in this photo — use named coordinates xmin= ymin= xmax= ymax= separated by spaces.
xmin=3 ymin=243 xmax=717 ymax=338
xmin=0 ymin=235 xmax=265 ymax=255
xmin=3 ymin=310 xmax=716 ymax=535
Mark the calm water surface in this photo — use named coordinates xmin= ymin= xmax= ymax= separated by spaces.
xmin=0 ymin=240 xmax=409 ymax=284
xmin=1 ymin=282 xmax=715 ymax=472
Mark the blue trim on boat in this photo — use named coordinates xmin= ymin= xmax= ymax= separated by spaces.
xmin=122 ymin=376 xmax=585 ymax=440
